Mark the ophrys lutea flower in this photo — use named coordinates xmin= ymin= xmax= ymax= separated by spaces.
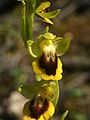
xmin=27 ymin=31 xmax=71 ymax=81
xmin=36 ymin=1 xmax=60 ymax=25
xmin=23 ymin=94 xmax=55 ymax=120
xmin=32 ymin=40 xmax=63 ymax=80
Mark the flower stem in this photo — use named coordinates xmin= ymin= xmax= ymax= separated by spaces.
xmin=53 ymin=81 xmax=59 ymax=107
xmin=27 ymin=13 xmax=34 ymax=40
xmin=26 ymin=1 xmax=34 ymax=40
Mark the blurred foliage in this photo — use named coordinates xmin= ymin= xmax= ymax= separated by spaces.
xmin=70 ymin=112 xmax=87 ymax=120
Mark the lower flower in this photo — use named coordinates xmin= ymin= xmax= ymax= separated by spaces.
xmin=32 ymin=58 xmax=62 ymax=80
xmin=23 ymin=95 xmax=55 ymax=120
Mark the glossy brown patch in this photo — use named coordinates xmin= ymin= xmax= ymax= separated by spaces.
xmin=29 ymin=96 xmax=49 ymax=119
xmin=39 ymin=53 xmax=57 ymax=75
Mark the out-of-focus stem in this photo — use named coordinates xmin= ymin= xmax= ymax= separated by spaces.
xmin=26 ymin=1 xmax=34 ymax=40
xmin=53 ymin=81 xmax=59 ymax=107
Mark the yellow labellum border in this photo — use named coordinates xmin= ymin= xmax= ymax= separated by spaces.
xmin=32 ymin=58 xmax=63 ymax=80
xmin=23 ymin=101 xmax=55 ymax=120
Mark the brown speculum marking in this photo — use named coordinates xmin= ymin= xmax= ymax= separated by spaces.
xmin=29 ymin=96 xmax=49 ymax=119
xmin=39 ymin=52 xmax=57 ymax=75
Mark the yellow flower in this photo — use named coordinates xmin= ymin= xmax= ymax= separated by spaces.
xmin=23 ymin=95 xmax=55 ymax=120
xmin=32 ymin=39 xmax=63 ymax=80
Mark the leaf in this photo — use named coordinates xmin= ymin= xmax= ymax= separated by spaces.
xmin=68 ymin=88 xmax=85 ymax=98
xmin=60 ymin=110 xmax=68 ymax=120
xmin=55 ymin=33 xmax=72 ymax=56
xmin=18 ymin=81 xmax=50 ymax=99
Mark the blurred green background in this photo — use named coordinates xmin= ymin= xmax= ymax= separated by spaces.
xmin=0 ymin=0 xmax=90 ymax=120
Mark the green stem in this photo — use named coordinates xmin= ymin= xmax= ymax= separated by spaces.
xmin=50 ymin=81 xmax=59 ymax=120
xmin=53 ymin=81 xmax=59 ymax=107
xmin=27 ymin=13 xmax=34 ymax=40
xmin=55 ymin=81 xmax=59 ymax=106
xmin=26 ymin=1 xmax=34 ymax=40
xmin=20 ymin=0 xmax=35 ymax=47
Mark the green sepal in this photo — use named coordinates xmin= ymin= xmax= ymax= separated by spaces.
xmin=18 ymin=81 xmax=50 ymax=99
xmin=42 ymin=32 xmax=56 ymax=40
xmin=54 ymin=33 xmax=72 ymax=56
xmin=37 ymin=9 xmax=60 ymax=24
xmin=37 ymin=26 xmax=55 ymax=41
xmin=36 ymin=1 xmax=51 ymax=13
xmin=27 ymin=40 xmax=41 ymax=58
xmin=38 ymin=32 xmax=56 ymax=43
xmin=37 ymin=9 xmax=60 ymax=19
xmin=60 ymin=110 xmax=68 ymax=120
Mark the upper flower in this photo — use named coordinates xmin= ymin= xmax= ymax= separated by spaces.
xmin=32 ymin=37 xmax=63 ymax=80
xmin=36 ymin=1 xmax=60 ymax=24
xmin=27 ymin=30 xmax=71 ymax=81
xmin=23 ymin=94 xmax=55 ymax=120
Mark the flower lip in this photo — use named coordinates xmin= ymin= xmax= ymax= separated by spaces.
xmin=23 ymin=95 xmax=55 ymax=120
xmin=29 ymin=95 xmax=49 ymax=119
xmin=39 ymin=43 xmax=57 ymax=75
xmin=39 ymin=52 xmax=57 ymax=75
xmin=32 ymin=58 xmax=62 ymax=81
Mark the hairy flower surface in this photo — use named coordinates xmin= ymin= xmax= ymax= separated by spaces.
xmin=23 ymin=95 xmax=55 ymax=120
xmin=32 ymin=40 xmax=63 ymax=80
